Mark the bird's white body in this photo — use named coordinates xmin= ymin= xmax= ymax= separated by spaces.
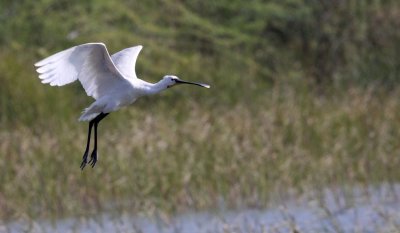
xmin=34 ymin=43 xmax=208 ymax=121
xmin=34 ymin=42 xmax=209 ymax=169
xmin=81 ymin=78 xmax=167 ymax=121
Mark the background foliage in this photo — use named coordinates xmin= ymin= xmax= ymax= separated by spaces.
xmin=1 ymin=0 xmax=400 ymax=220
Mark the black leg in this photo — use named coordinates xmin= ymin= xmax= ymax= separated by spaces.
xmin=89 ymin=121 xmax=99 ymax=167
xmin=88 ymin=112 xmax=109 ymax=168
xmin=80 ymin=120 xmax=95 ymax=170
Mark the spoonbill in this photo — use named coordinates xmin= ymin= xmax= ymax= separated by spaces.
xmin=34 ymin=43 xmax=210 ymax=170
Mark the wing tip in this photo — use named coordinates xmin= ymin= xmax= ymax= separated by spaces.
xmin=34 ymin=60 xmax=45 ymax=67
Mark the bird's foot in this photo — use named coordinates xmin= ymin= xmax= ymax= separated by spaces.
xmin=80 ymin=150 xmax=89 ymax=170
xmin=89 ymin=150 xmax=97 ymax=168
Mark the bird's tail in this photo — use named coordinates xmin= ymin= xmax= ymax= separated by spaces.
xmin=79 ymin=109 xmax=99 ymax=121
xmin=79 ymin=102 xmax=105 ymax=121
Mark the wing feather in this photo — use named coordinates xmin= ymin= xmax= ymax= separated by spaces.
xmin=111 ymin=45 xmax=143 ymax=80
xmin=34 ymin=43 xmax=129 ymax=99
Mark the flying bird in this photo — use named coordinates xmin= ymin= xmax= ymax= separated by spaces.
xmin=34 ymin=43 xmax=210 ymax=170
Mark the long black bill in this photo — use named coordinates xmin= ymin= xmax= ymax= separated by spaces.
xmin=176 ymin=79 xmax=210 ymax=88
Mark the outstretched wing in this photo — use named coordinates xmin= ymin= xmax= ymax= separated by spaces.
xmin=34 ymin=43 xmax=128 ymax=99
xmin=111 ymin=45 xmax=143 ymax=80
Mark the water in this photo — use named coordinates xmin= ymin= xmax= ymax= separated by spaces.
xmin=3 ymin=183 xmax=400 ymax=233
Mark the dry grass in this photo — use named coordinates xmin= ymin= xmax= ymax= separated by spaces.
xmin=1 ymin=85 xmax=400 ymax=220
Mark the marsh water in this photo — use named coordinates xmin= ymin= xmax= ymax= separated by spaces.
xmin=4 ymin=183 xmax=400 ymax=233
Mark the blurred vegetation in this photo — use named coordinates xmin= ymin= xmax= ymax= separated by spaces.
xmin=1 ymin=0 xmax=400 ymax=221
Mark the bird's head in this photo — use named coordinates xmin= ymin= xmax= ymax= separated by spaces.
xmin=162 ymin=75 xmax=210 ymax=89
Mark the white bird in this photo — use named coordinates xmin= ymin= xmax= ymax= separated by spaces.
xmin=34 ymin=43 xmax=210 ymax=169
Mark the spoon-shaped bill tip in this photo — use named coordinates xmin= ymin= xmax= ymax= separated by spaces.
xmin=200 ymin=83 xmax=211 ymax=88
xmin=176 ymin=79 xmax=211 ymax=88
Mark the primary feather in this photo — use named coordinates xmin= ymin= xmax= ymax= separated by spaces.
xmin=34 ymin=43 xmax=142 ymax=100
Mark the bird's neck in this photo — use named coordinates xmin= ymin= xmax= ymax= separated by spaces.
xmin=142 ymin=79 xmax=169 ymax=95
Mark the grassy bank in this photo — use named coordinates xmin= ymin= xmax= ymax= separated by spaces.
xmin=2 ymin=0 xmax=400 ymax=223
xmin=1 ymin=84 xmax=400 ymax=220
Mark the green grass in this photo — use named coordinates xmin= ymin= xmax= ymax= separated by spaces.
xmin=1 ymin=84 xmax=400 ymax=220
xmin=2 ymin=0 xmax=400 ymax=224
